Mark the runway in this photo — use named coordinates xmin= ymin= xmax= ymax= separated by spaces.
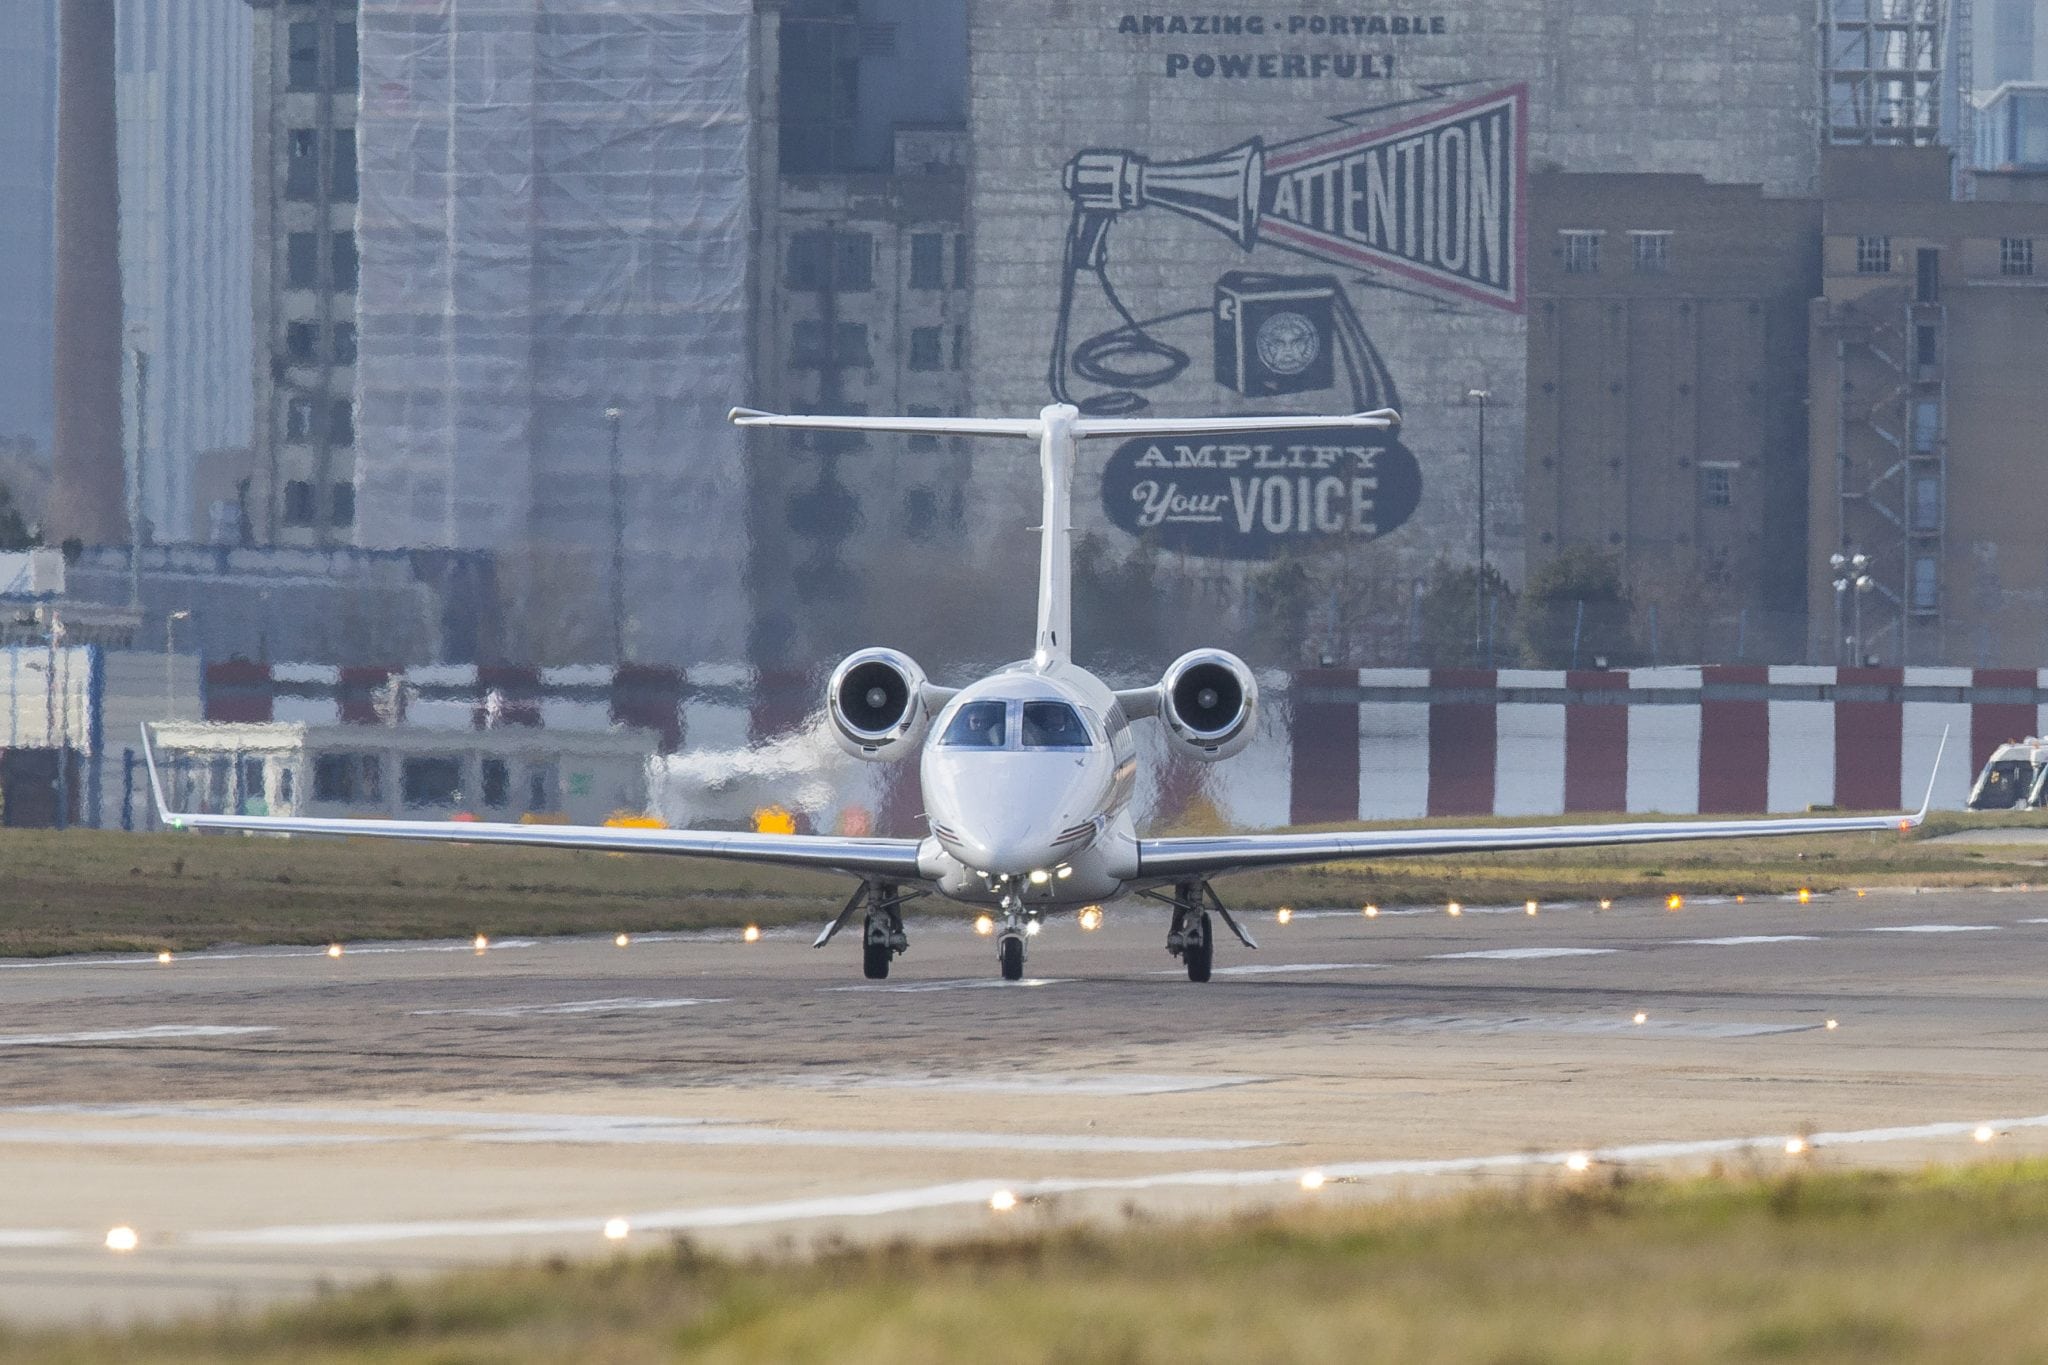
xmin=5 ymin=884 xmax=2048 ymax=1323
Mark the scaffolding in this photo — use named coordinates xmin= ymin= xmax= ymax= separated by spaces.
xmin=1823 ymin=0 xmax=1951 ymax=146
xmin=1823 ymin=265 xmax=1950 ymax=665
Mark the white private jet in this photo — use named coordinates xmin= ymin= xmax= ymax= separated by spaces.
xmin=145 ymin=403 xmax=1938 ymax=983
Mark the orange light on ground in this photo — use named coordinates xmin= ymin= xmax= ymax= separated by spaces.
xmin=1078 ymin=907 xmax=1103 ymax=931
xmin=974 ymin=915 xmax=995 ymax=937
xmin=1565 ymin=1152 xmax=1592 ymax=1173
xmin=104 ymin=1226 xmax=139 ymax=1253
xmin=1666 ymin=894 xmax=1684 ymax=912
xmin=1363 ymin=905 xmax=1379 ymax=918
xmin=1633 ymin=1011 xmax=1648 ymax=1025
xmin=1797 ymin=888 xmax=1812 ymax=905
xmin=1275 ymin=906 xmax=1294 ymax=926
xmin=1446 ymin=902 xmax=1463 ymax=918
xmin=1785 ymin=1137 xmax=1809 ymax=1156
xmin=754 ymin=805 xmax=798 ymax=835
xmin=473 ymin=934 xmax=489 ymax=953
xmin=327 ymin=943 xmax=343 ymax=959
xmin=1525 ymin=900 xmax=1539 ymax=916
xmin=156 ymin=951 xmax=172 ymax=964
xmin=742 ymin=925 xmax=762 ymax=944
xmin=1598 ymin=899 xmax=1613 ymax=911
xmin=614 ymin=933 xmax=630 ymax=948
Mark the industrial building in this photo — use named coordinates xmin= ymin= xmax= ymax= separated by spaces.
xmin=0 ymin=0 xmax=58 ymax=460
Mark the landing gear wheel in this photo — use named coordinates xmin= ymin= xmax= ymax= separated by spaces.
xmin=1184 ymin=912 xmax=1214 ymax=983
xmin=863 ymin=936 xmax=891 ymax=980
xmin=998 ymin=935 xmax=1026 ymax=982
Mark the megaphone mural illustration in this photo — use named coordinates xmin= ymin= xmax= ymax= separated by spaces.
xmin=1048 ymin=85 xmax=1525 ymax=416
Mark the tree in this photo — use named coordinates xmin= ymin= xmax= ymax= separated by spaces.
xmin=1519 ymin=546 xmax=1638 ymax=668
xmin=0 ymin=481 xmax=36 ymax=550
xmin=1415 ymin=558 xmax=1518 ymax=668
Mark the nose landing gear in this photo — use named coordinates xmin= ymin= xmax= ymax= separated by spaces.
xmin=1148 ymin=879 xmax=1257 ymax=983
xmin=995 ymin=884 xmax=1032 ymax=981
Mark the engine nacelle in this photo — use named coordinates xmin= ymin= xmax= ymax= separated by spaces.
xmin=1158 ymin=648 xmax=1258 ymax=762
xmin=827 ymin=648 xmax=932 ymax=761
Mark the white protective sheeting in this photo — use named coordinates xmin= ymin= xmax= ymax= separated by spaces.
xmin=354 ymin=1 xmax=752 ymax=665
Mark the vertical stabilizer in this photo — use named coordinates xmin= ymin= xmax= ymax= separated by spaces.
xmin=1035 ymin=404 xmax=1080 ymax=666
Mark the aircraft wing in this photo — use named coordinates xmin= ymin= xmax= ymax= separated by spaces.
xmin=1133 ymin=808 xmax=1923 ymax=881
xmin=140 ymin=728 xmax=924 ymax=880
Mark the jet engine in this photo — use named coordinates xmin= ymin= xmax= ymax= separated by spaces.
xmin=826 ymin=648 xmax=933 ymax=761
xmin=1158 ymin=648 xmax=1258 ymax=761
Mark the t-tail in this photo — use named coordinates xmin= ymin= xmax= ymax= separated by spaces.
xmin=729 ymin=404 xmax=1399 ymax=667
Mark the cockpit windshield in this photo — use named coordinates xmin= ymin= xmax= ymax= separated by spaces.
xmin=939 ymin=700 xmax=1008 ymax=748
xmin=1970 ymin=759 xmax=2039 ymax=811
xmin=1021 ymin=701 xmax=1090 ymax=749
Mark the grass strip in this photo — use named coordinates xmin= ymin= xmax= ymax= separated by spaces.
xmin=1 ymin=809 xmax=2043 ymax=958
xmin=12 ymin=1160 xmax=2048 ymax=1362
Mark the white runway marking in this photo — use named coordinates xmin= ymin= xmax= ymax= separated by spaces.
xmin=1431 ymin=948 xmax=1618 ymax=961
xmin=1146 ymin=963 xmax=1380 ymax=978
xmin=0 ymin=1103 xmax=1258 ymax=1155
xmin=1357 ymin=1014 xmax=1809 ymax=1039
xmin=848 ymin=1072 xmax=1271 ymax=1096
xmin=1677 ymin=935 xmax=1822 ymax=946
xmin=826 ymin=978 xmax=1072 ymax=993
xmin=0 ymin=1025 xmax=272 ymax=1048
xmin=0 ymin=1127 xmax=394 ymax=1150
xmin=1862 ymin=925 xmax=2000 ymax=934
xmin=409 ymin=997 xmax=725 ymax=1018
xmin=147 ymin=1109 xmax=2048 ymax=1249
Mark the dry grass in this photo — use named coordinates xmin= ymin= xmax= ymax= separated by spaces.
xmin=12 ymin=1162 xmax=2048 ymax=1363
xmin=3 ymin=808 xmax=2043 ymax=958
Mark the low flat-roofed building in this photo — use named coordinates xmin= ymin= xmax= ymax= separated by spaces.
xmin=145 ymin=720 xmax=658 ymax=827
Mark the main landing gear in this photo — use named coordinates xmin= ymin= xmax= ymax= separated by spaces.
xmin=1146 ymin=880 xmax=1258 ymax=983
xmin=815 ymin=881 xmax=920 ymax=980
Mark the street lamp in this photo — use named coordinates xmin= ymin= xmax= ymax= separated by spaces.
xmin=604 ymin=406 xmax=626 ymax=666
xmin=46 ymin=612 xmax=66 ymax=830
xmin=1830 ymin=551 xmax=1873 ymax=666
xmin=165 ymin=609 xmax=191 ymax=715
xmin=1468 ymin=389 xmax=1491 ymax=666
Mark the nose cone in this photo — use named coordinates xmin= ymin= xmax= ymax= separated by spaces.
xmin=925 ymin=751 xmax=1105 ymax=877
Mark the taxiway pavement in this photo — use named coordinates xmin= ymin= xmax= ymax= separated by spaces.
xmin=4 ymin=885 xmax=2048 ymax=1322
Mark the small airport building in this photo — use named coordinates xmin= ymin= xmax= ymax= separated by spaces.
xmin=144 ymin=721 xmax=659 ymax=827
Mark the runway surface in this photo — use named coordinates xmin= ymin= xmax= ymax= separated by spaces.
xmin=4 ymin=884 xmax=2048 ymax=1323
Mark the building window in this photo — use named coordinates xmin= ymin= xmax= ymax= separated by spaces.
xmin=528 ymin=763 xmax=557 ymax=812
xmin=333 ymin=21 xmax=357 ymax=92
xmin=332 ymin=128 xmax=357 ymax=201
xmin=285 ymin=396 xmax=317 ymax=441
xmin=909 ymin=233 xmax=944 ymax=289
xmin=1856 ymin=235 xmax=1892 ymax=273
xmin=2002 ymin=237 xmax=2036 ymax=276
xmin=1630 ymin=231 xmax=1672 ymax=275
xmin=908 ymin=326 xmax=942 ymax=370
xmin=1698 ymin=465 xmax=1733 ymax=507
xmin=287 ymin=21 xmax=320 ymax=91
xmin=791 ymin=320 xmax=870 ymax=369
xmin=277 ymin=767 xmax=294 ymax=807
xmin=1915 ymin=324 xmax=1939 ymax=370
xmin=330 ymin=400 xmax=354 ymax=446
xmin=282 ymin=479 xmax=317 ymax=525
xmin=331 ymin=481 xmax=355 ymax=527
xmin=286 ymin=321 xmax=318 ymax=363
xmin=314 ymin=752 xmax=380 ymax=803
xmin=481 ymin=758 xmax=510 ymax=809
xmin=1560 ymin=231 xmax=1602 ymax=274
xmin=1911 ymin=473 xmax=1941 ymax=532
xmin=1912 ymin=398 xmax=1940 ymax=453
xmin=401 ymin=756 xmax=462 ymax=808
xmin=785 ymin=230 xmax=873 ymax=291
xmin=286 ymin=128 xmax=319 ymax=200
xmin=330 ymin=232 xmax=358 ymax=291
xmin=332 ymin=321 xmax=357 ymax=365
xmin=286 ymin=232 xmax=319 ymax=288
xmin=953 ymin=233 xmax=969 ymax=289
xmin=903 ymin=486 xmax=937 ymax=537
xmin=777 ymin=15 xmax=860 ymax=172
xmin=1912 ymin=555 xmax=1938 ymax=611
xmin=906 ymin=404 xmax=940 ymax=451
xmin=951 ymin=324 xmax=965 ymax=370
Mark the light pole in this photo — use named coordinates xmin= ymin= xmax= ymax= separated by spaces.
xmin=605 ymin=405 xmax=626 ymax=666
xmin=46 ymin=612 xmax=66 ymax=830
xmin=165 ymin=608 xmax=190 ymax=715
xmin=1468 ymin=389 xmax=1490 ymax=666
xmin=128 ymin=323 xmax=148 ymax=610
xmin=1830 ymin=551 xmax=1873 ymax=666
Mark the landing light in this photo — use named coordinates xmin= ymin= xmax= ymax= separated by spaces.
xmin=1565 ymin=1152 xmax=1592 ymax=1174
xmin=104 ymin=1226 xmax=139 ymax=1253
xmin=989 ymin=1189 xmax=1018 ymax=1213
xmin=1056 ymin=866 xmax=1073 ymax=880
xmin=743 ymin=925 xmax=762 ymax=944
xmin=975 ymin=915 xmax=995 ymax=937
xmin=1025 ymin=919 xmax=1042 ymax=938
xmin=1078 ymin=907 xmax=1103 ymax=931
xmin=603 ymin=1217 xmax=631 ymax=1241
xmin=1276 ymin=906 xmax=1294 ymax=926
xmin=1028 ymin=869 xmax=1051 ymax=886
xmin=1299 ymin=1170 xmax=1326 ymax=1191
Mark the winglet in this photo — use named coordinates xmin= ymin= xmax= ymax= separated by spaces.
xmin=138 ymin=723 xmax=181 ymax=830
xmin=1909 ymin=726 xmax=1949 ymax=827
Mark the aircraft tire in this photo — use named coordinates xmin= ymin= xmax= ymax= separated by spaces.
xmin=863 ymin=937 xmax=891 ymax=979
xmin=1184 ymin=914 xmax=1213 ymax=983
xmin=999 ymin=935 xmax=1025 ymax=981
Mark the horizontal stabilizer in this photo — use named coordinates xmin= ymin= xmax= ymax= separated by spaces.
xmin=728 ymin=408 xmax=1041 ymax=439
xmin=1071 ymin=409 xmax=1400 ymax=439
